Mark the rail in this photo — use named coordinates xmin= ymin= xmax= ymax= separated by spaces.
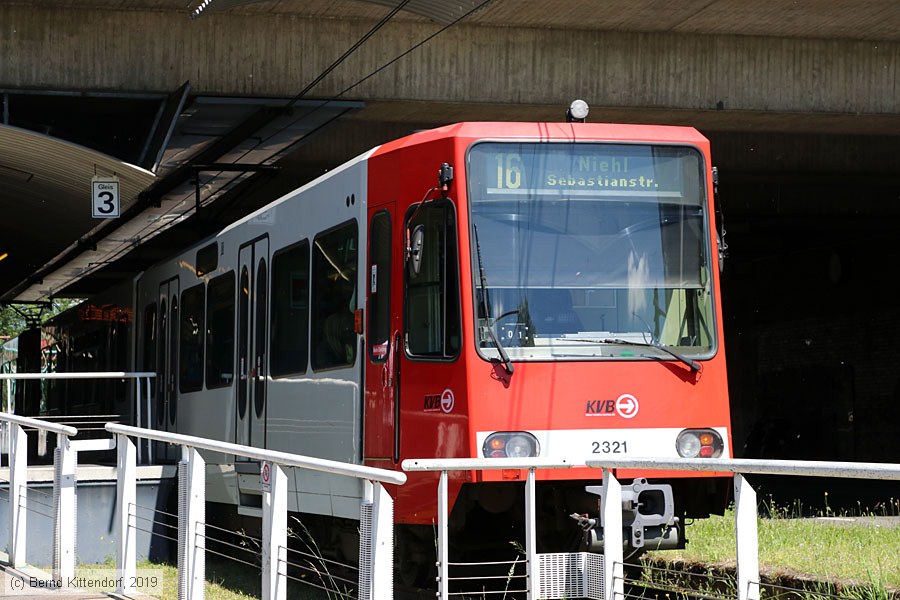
xmin=402 ymin=456 xmax=900 ymax=600
xmin=106 ymin=423 xmax=407 ymax=600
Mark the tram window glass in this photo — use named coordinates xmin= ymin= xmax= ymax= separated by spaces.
xmin=196 ymin=243 xmax=218 ymax=277
xmin=405 ymin=201 xmax=461 ymax=358
xmin=271 ymin=241 xmax=310 ymax=377
xmin=206 ymin=271 xmax=235 ymax=389
xmin=368 ymin=211 xmax=391 ymax=362
xmin=312 ymin=221 xmax=358 ymax=370
xmin=179 ymin=283 xmax=205 ymax=392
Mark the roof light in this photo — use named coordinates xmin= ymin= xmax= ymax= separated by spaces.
xmin=566 ymin=99 xmax=589 ymax=123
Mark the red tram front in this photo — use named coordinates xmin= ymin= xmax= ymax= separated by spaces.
xmin=363 ymin=121 xmax=732 ymax=556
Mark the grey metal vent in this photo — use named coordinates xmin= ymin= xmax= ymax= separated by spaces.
xmin=358 ymin=502 xmax=374 ymax=600
xmin=177 ymin=460 xmax=188 ymax=600
xmin=537 ymin=552 xmax=605 ymax=600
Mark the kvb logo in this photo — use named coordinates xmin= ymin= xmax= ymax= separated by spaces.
xmin=424 ymin=389 xmax=456 ymax=413
xmin=585 ymin=394 xmax=639 ymax=418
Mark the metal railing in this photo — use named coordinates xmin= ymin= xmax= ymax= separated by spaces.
xmin=106 ymin=423 xmax=407 ymax=600
xmin=0 ymin=411 xmax=114 ymax=582
xmin=402 ymin=456 xmax=900 ymax=600
xmin=0 ymin=371 xmax=156 ymax=461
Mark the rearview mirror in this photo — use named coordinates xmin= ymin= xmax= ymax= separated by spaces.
xmin=408 ymin=224 xmax=425 ymax=276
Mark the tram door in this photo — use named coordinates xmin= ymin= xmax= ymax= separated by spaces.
xmin=157 ymin=277 xmax=179 ymax=461
xmin=237 ymin=237 xmax=269 ymax=453
xmin=364 ymin=206 xmax=399 ymax=464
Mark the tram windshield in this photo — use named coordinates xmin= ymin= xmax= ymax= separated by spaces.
xmin=467 ymin=141 xmax=716 ymax=361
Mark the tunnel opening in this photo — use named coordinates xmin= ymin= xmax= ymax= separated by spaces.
xmin=715 ymin=134 xmax=900 ymax=512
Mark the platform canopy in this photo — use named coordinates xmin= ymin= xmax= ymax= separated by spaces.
xmin=0 ymin=89 xmax=360 ymax=303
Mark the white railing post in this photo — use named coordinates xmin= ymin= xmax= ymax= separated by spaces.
xmin=261 ymin=462 xmax=287 ymax=600
xmin=602 ymin=469 xmax=623 ymax=600
xmin=116 ymin=434 xmax=137 ymax=594
xmin=53 ymin=433 xmax=77 ymax=584
xmin=525 ymin=468 xmax=539 ymax=600
xmin=145 ymin=377 xmax=153 ymax=463
xmin=735 ymin=474 xmax=760 ymax=600
xmin=437 ymin=470 xmax=449 ymax=600
xmin=8 ymin=423 xmax=27 ymax=568
xmin=179 ymin=447 xmax=206 ymax=600
xmin=368 ymin=481 xmax=394 ymax=600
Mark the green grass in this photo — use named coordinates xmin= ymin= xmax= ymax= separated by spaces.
xmin=116 ymin=558 xmax=333 ymax=600
xmin=646 ymin=501 xmax=900 ymax=593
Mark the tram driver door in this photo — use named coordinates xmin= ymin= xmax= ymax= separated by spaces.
xmin=156 ymin=277 xmax=179 ymax=462
xmin=236 ymin=237 xmax=269 ymax=458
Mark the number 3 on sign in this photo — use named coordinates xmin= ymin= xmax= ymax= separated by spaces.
xmin=92 ymin=176 xmax=120 ymax=218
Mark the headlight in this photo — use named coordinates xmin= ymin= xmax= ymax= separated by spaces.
xmin=676 ymin=428 xmax=723 ymax=458
xmin=483 ymin=432 xmax=540 ymax=458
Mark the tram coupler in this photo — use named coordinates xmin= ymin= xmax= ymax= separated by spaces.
xmin=571 ymin=478 xmax=681 ymax=553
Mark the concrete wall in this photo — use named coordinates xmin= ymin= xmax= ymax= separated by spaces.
xmin=1 ymin=5 xmax=898 ymax=116
xmin=0 ymin=477 xmax=175 ymax=565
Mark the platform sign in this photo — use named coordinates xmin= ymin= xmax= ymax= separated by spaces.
xmin=92 ymin=176 xmax=120 ymax=218
xmin=261 ymin=461 xmax=272 ymax=492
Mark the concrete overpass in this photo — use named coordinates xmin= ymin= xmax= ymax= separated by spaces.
xmin=1 ymin=0 xmax=900 ymax=473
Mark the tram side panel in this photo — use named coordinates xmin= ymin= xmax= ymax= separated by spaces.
xmin=254 ymin=157 xmax=368 ymax=519
xmin=132 ymin=154 xmax=370 ymax=518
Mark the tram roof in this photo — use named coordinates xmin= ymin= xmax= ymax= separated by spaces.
xmin=374 ymin=121 xmax=711 ymax=153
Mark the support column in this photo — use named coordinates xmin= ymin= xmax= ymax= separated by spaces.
xmin=437 ymin=471 xmax=449 ymax=600
xmin=367 ymin=481 xmax=394 ymax=600
xmin=261 ymin=462 xmax=286 ymax=600
xmin=116 ymin=434 xmax=137 ymax=594
xmin=602 ymin=469 xmax=623 ymax=600
xmin=525 ymin=468 xmax=539 ymax=600
xmin=178 ymin=447 xmax=206 ymax=600
xmin=8 ymin=423 xmax=27 ymax=568
xmin=53 ymin=434 xmax=77 ymax=584
xmin=735 ymin=474 xmax=761 ymax=600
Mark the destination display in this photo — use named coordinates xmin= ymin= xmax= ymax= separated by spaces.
xmin=468 ymin=142 xmax=696 ymax=201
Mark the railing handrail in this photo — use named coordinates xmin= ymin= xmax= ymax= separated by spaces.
xmin=0 ymin=411 xmax=78 ymax=436
xmin=0 ymin=371 xmax=157 ymax=380
xmin=402 ymin=455 xmax=900 ymax=480
xmin=106 ymin=423 xmax=407 ymax=486
xmin=585 ymin=456 xmax=900 ymax=480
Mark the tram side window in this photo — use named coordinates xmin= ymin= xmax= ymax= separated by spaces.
xmin=271 ymin=241 xmax=310 ymax=377
xmin=179 ymin=283 xmax=205 ymax=392
xmin=312 ymin=222 xmax=358 ymax=370
xmin=206 ymin=271 xmax=235 ymax=389
xmin=406 ymin=201 xmax=461 ymax=358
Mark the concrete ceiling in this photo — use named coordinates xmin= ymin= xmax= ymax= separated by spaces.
xmin=56 ymin=0 xmax=900 ymax=42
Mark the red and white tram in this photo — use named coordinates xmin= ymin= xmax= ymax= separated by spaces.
xmin=48 ymin=115 xmax=733 ymax=570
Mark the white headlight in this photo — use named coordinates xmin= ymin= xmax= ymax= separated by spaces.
xmin=676 ymin=431 xmax=701 ymax=458
xmin=505 ymin=434 xmax=535 ymax=457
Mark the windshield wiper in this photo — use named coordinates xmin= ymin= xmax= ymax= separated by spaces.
xmin=562 ymin=337 xmax=701 ymax=373
xmin=473 ymin=224 xmax=513 ymax=375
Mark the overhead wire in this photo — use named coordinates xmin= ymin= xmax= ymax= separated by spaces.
xmin=285 ymin=0 xmax=415 ymax=110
